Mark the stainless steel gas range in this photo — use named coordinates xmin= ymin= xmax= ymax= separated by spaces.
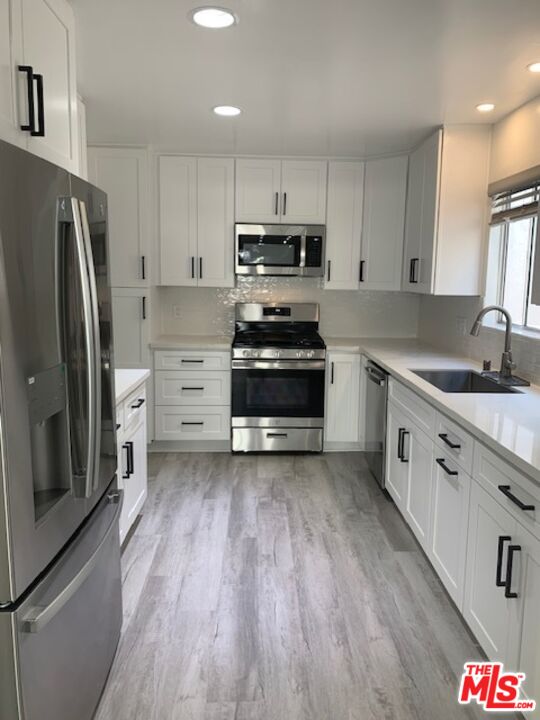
xmin=231 ymin=303 xmax=326 ymax=452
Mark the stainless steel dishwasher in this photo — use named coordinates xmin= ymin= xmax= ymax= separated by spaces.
xmin=363 ymin=359 xmax=388 ymax=489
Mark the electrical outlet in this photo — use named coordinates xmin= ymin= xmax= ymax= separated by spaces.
xmin=456 ymin=317 xmax=468 ymax=336
xmin=172 ymin=305 xmax=181 ymax=318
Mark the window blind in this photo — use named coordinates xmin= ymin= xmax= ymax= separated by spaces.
xmin=490 ymin=184 xmax=540 ymax=225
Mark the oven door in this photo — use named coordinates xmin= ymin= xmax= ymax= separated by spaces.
xmin=236 ymin=231 xmax=303 ymax=275
xmin=231 ymin=360 xmax=325 ymax=426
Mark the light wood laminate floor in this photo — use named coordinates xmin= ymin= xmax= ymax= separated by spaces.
xmin=95 ymin=452 xmax=513 ymax=720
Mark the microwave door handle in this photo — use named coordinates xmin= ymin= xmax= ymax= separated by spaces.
xmin=300 ymin=235 xmax=306 ymax=268
xmin=79 ymin=201 xmax=102 ymax=496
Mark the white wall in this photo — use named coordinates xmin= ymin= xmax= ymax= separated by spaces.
xmin=155 ymin=278 xmax=420 ymax=339
xmin=490 ymin=94 xmax=540 ymax=184
xmin=418 ymin=295 xmax=540 ymax=385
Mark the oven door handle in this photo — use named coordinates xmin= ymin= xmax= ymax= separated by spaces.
xmin=231 ymin=360 xmax=326 ymax=370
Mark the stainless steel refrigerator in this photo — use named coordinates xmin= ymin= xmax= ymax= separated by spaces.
xmin=0 ymin=140 xmax=122 ymax=720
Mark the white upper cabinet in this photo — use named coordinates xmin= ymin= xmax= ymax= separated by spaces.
xmin=235 ymin=158 xmax=327 ymax=224
xmin=87 ymin=147 xmax=150 ymax=288
xmin=280 ymin=160 xmax=327 ymax=224
xmin=360 ymin=155 xmax=408 ymax=291
xmin=159 ymin=156 xmax=234 ymax=287
xmin=197 ymin=157 xmax=234 ymax=287
xmin=325 ymin=161 xmax=364 ymax=290
xmin=76 ymin=94 xmax=87 ymax=180
xmin=0 ymin=0 xmax=23 ymax=146
xmin=0 ymin=0 xmax=80 ymax=173
xmin=235 ymin=158 xmax=281 ymax=222
xmin=402 ymin=125 xmax=491 ymax=295
xmin=20 ymin=0 xmax=78 ymax=171
xmin=159 ymin=156 xmax=197 ymax=287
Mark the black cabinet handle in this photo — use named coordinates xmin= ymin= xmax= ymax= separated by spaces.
xmin=438 ymin=433 xmax=461 ymax=450
xmin=399 ymin=429 xmax=410 ymax=463
xmin=130 ymin=398 xmax=145 ymax=409
xmin=282 ymin=192 xmax=287 ymax=216
xmin=142 ymin=296 xmax=146 ymax=320
xmin=199 ymin=257 xmax=203 ymax=280
xmin=141 ymin=255 xmax=146 ymax=280
xmin=181 ymin=359 xmax=204 ymax=364
xmin=18 ymin=65 xmax=35 ymax=132
xmin=191 ymin=256 xmax=195 ymax=279
xmin=359 ymin=260 xmax=365 ymax=283
xmin=181 ymin=386 xmax=204 ymax=391
xmin=330 ymin=361 xmax=335 ymax=384
xmin=409 ymin=258 xmax=419 ymax=284
xmin=435 ymin=458 xmax=458 ymax=476
xmin=505 ymin=544 xmax=521 ymax=598
xmin=496 ymin=535 xmax=511 ymax=587
xmin=327 ymin=260 xmax=331 ymax=282
xmin=122 ymin=441 xmax=133 ymax=479
xmin=498 ymin=485 xmax=535 ymax=512
xmin=397 ymin=428 xmax=405 ymax=460
xmin=116 ymin=423 xmax=121 ymax=430
xmin=32 ymin=73 xmax=45 ymax=137
xmin=274 ymin=192 xmax=279 ymax=216
xmin=181 ymin=421 xmax=204 ymax=426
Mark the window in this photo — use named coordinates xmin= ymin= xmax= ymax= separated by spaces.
xmin=486 ymin=184 xmax=540 ymax=331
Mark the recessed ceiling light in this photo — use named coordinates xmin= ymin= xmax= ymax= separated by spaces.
xmin=213 ymin=105 xmax=242 ymax=116
xmin=476 ymin=103 xmax=495 ymax=113
xmin=527 ymin=62 xmax=540 ymax=73
xmin=190 ymin=6 xmax=237 ymax=28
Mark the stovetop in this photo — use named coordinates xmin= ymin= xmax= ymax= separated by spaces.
xmin=233 ymin=329 xmax=326 ymax=350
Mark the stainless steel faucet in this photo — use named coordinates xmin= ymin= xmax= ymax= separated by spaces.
xmin=470 ymin=305 xmax=516 ymax=378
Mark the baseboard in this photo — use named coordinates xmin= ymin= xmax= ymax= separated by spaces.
xmin=148 ymin=440 xmax=231 ymax=452
xmin=323 ymin=442 xmax=365 ymax=452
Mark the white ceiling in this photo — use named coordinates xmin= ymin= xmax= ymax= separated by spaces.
xmin=73 ymin=0 xmax=540 ymax=157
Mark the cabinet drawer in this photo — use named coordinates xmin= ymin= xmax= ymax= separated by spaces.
xmin=155 ymin=406 xmax=230 ymax=441
xmin=388 ymin=378 xmax=435 ymax=437
xmin=474 ymin=443 xmax=540 ymax=540
xmin=434 ymin=412 xmax=474 ymax=475
xmin=154 ymin=350 xmax=230 ymax=372
xmin=155 ymin=370 xmax=230 ymax=406
xmin=123 ymin=385 xmax=146 ymax=432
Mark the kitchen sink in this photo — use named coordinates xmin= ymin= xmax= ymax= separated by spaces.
xmin=411 ymin=369 xmax=521 ymax=394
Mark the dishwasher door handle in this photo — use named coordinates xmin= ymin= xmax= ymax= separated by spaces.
xmin=365 ymin=365 xmax=386 ymax=386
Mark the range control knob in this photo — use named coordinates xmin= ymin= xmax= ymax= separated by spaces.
xmin=296 ymin=350 xmax=306 ymax=359
xmin=306 ymin=350 xmax=315 ymax=359
xmin=243 ymin=350 xmax=250 ymax=358
xmin=272 ymin=349 xmax=281 ymax=358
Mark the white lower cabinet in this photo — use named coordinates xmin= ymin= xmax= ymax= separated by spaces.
xmin=386 ymin=400 xmax=433 ymax=552
xmin=324 ymin=352 xmax=360 ymax=444
xmin=403 ymin=422 xmax=433 ymax=552
xmin=429 ymin=455 xmax=471 ymax=608
xmin=116 ymin=382 xmax=148 ymax=544
xmin=154 ymin=349 xmax=231 ymax=445
xmin=111 ymin=289 xmax=149 ymax=368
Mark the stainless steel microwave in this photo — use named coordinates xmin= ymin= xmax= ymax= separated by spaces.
xmin=235 ymin=224 xmax=326 ymax=277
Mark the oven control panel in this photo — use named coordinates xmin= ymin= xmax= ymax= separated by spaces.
xmin=233 ymin=348 xmax=326 ymax=360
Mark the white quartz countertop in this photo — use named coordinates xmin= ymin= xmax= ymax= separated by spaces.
xmin=328 ymin=337 xmax=540 ymax=485
xmin=115 ymin=368 xmax=150 ymax=404
xmin=150 ymin=334 xmax=232 ymax=350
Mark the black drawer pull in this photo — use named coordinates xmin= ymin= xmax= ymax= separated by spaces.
xmin=130 ymin=398 xmax=145 ymax=409
xmin=181 ymin=421 xmax=204 ymax=426
xmin=116 ymin=423 xmax=121 ymax=430
xmin=438 ymin=433 xmax=461 ymax=450
xmin=498 ymin=485 xmax=535 ymax=512
xmin=181 ymin=359 xmax=204 ymax=364
xmin=181 ymin=386 xmax=204 ymax=391
xmin=505 ymin=544 xmax=521 ymax=599
xmin=496 ymin=535 xmax=511 ymax=587
xmin=436 ymin=458 xmax=458 ymax=476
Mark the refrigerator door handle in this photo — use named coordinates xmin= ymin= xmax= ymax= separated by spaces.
xmin=21 ymin=490 xmax=124 ymax=633
xmin=67 ymin=198 xmax=96 ymax=499
xmin=79 ymin=200 xmax=102 ymax=496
